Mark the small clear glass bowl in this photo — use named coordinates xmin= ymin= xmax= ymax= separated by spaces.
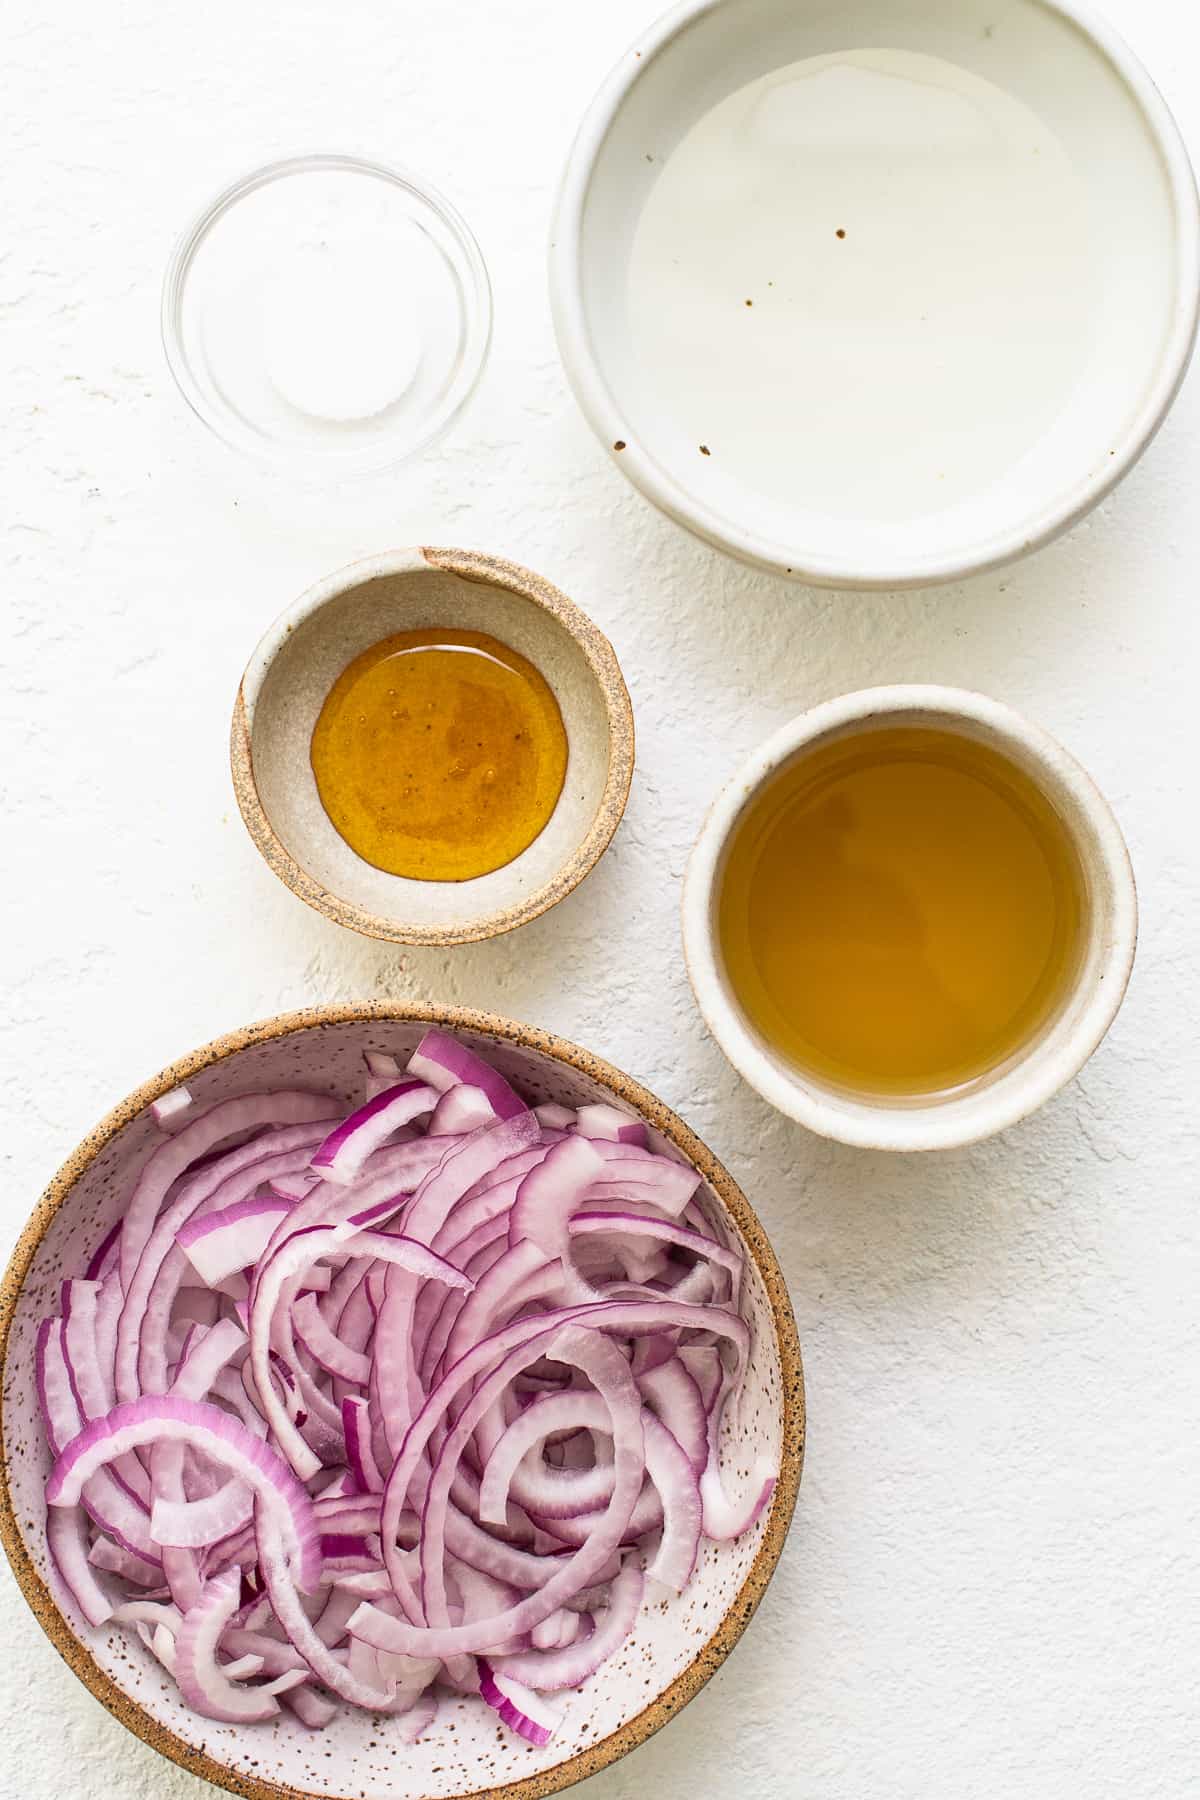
xmin=162 ymin=153 xmax=492 ymax=475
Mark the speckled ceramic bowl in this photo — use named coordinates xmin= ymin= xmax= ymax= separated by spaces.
xmin=0 ymin=1004 xmax=804 ymax=1800
xmin=232 ymin=551 xmax=635 ymax=944
xmin=552 ymin=0 xmax=1200 ymax=587
xmin=683 ymin=686 xmax=1137 ymax=1149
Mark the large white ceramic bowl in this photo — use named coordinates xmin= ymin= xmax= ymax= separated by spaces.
xmin=0 ymin=1006 xmax=803 ymax=1800
xmin=551 ymin=0 xmax=1200 ymax=587
xmin=682 ymin=687 xmax=1137 ymax=1149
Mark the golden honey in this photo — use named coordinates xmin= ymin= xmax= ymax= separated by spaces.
xmin=718 ymin=726 xmax=1086 ymax=1096
xmin=310 ymin=628 xmax=567 ymax=882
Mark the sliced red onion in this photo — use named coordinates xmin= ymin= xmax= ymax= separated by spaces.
xmin=117 ymin=1123 xmax=336 ymax=1403
xmin=263 ymin=1668 xmax=309 ymax=1696
xmin=256 ymin=1509 xmax=390 ymax=1708
xmin=362 ymin=1051 xmax=403 ymax=1104
xmin=171 ymin=1316 xmax=248 ymax=1399
xmin=36 ymin=1043 xmax=775 ymax=1752
xmin=477 ymin=1659 xmax=562 ymax=1747
xmin=47 ymin=1504 xmax=113 ymax=1627
xmin=223 ymin=1653 xmax=267 ymax=1681
xmin=313 ymin=1496 xmax=382 ymax=1529
xmin=269 ymin=1171 xmax=318 ymax=1202
xmin=151 ymin=1085 xmax=195 ymax=1132
xmin=440 ymin=1239 xmax=553 ymax=1376
xmin=314 ymin=1591 xmax=361 ymax=1648
xmin=294 ymin=1293 xmax=370 ymax=1386
xmin=320 ymin=1542 xmax=379 ymax=1580
xmin=177 ymin=1197 xmax=296 ymax=1287
xmin=342 ymin=1396 xmax=382 ymax=1494
xmin=431 ymin=1154 xmax=546 ymax=1258
xmin=533 ymin=1102 xmax=576 ymax=1131
xmin=679 ymin=1343 xmax=724 ymax=1413
xmin=404 ymin=1113 xmax=540 ymax=1246
xmin=88 ymin=1535 xmax=162 ymax=1586
xmin=570 ymin=1210 xmax=741 ymax=1289
xmin=175 ymin=1571 xmax=280 ymax=1723
xmin=407 ymin=1028 xmax=526 ymax=1120
xmin=257 ymin=1137 xmax=448 ymax=1281
xmin=250 ymin=1223 xmax=470 ymax=1480
xmin=113 ymin=1599 xmax=182 ymax=1631
xmin=310 ymin=1082 xmax=438 ymax=1187
xmin=700 ymin=1453 xmax=777 ymax=1542
xmin=640 ymin=1412 xmax=703 ymax=1590
xmin=356 ymin=1328 xmax=649 ymax=1659
xmin=429 ymin=1084 xmax=494 ymax=1136
xmin=479 ymin=1393 xmax=616 ymax=1525
xmin=394 ymin=1690 xmax=438 ymax=1742
xmin=151 ymin=1479 xmax=254 ymax=1549
xmin=61 ymin=1279 xmax=118 ymax=1425
xmin=530 ymin=1608 xmax=585 ymax=1652
xmin=574 ymin=1103 xmax=647 ymax=1147
xmin=493 ymin=1556 xmax=645 ymax=1692
xmin=139 ymin=1619 xmax=178 ymax=1674
xmin=47 ymin=1397 xmax=322 ymax=1591
xmin=370 ymin=1114 xmax=539 ymax=1464
xmin=334 ymin=1568 xmax=393 ymax=1598
xmin=508 ymin=1136 xmax=606 ymax=1261
xmin=636 ymin=1355 xmax=709 ymax=1475
xmin=120 ymin=1092 xmax=335 ymax=1291
xmin=222 ymin=1627 xmax=307 ymax=1675
xmin=84 ymin=1219 xmax=122 ymax=1282
xmin=285 ymin=1683 xmax=338 ymax=1728
xmin=38 ymin=1318 xmax=162 ymax=1562
xmin=583 ymin=1143 xmax=701 ymax=1214
xmin=173 ymin=1288 xmax=222 ymax=1331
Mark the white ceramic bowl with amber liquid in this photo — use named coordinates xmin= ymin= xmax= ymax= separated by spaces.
xmin=682 ymin=687 xmax=1138 ymax=1151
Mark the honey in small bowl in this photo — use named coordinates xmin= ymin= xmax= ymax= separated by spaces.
xmin=717 ymin=726 xmax=1086 ymax=1097
xmin=310 ymin=628 xmax=567 ymax=881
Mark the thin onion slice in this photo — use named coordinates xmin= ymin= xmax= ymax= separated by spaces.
xmin=175 ymin=1571 xmax=280 ymax=1723
xmin=478 ymin=1659 xmax=562 ymax=1747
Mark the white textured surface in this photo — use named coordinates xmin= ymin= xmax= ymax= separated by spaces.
xmin=1 ymin=2 xmax=1198 ymax=1797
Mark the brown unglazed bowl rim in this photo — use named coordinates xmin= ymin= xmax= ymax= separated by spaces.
xmin=0 ymin=1002 xmax=805 ymax=1800
xmin=230 ymin=548 xmax=636 ymax=946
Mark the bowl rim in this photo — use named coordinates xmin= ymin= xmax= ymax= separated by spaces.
xmin=681 ymin=684 xmax=1138 ymax=1149
xmin=161 ymin=151 xmax=494 ymax=476
xmin=231 ymin=548 xmax=636 ymax=945
xmin=0 ymin=1001 xmax=804 ymax=1800
xmin=549 ymin=0 xmax=1200 ymax=589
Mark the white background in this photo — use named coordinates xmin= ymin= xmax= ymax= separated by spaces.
xmin=2 ymin=2 xmax=1198 ymax=1797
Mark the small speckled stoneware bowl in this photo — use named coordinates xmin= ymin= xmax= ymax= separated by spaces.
xmin=231 ymin=551 xmax=634 ymax=944
xmin=0 ymin=1005 xmax=803 ymax=1800
xmin=683 ymin=687 xmax=1138 ymax=1150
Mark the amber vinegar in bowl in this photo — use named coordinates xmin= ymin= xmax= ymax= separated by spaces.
xmin=683 ymin=688 xmax=1137 ymax=1151
xmin=718 ymin=727 xmax=1086 ymax=1099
